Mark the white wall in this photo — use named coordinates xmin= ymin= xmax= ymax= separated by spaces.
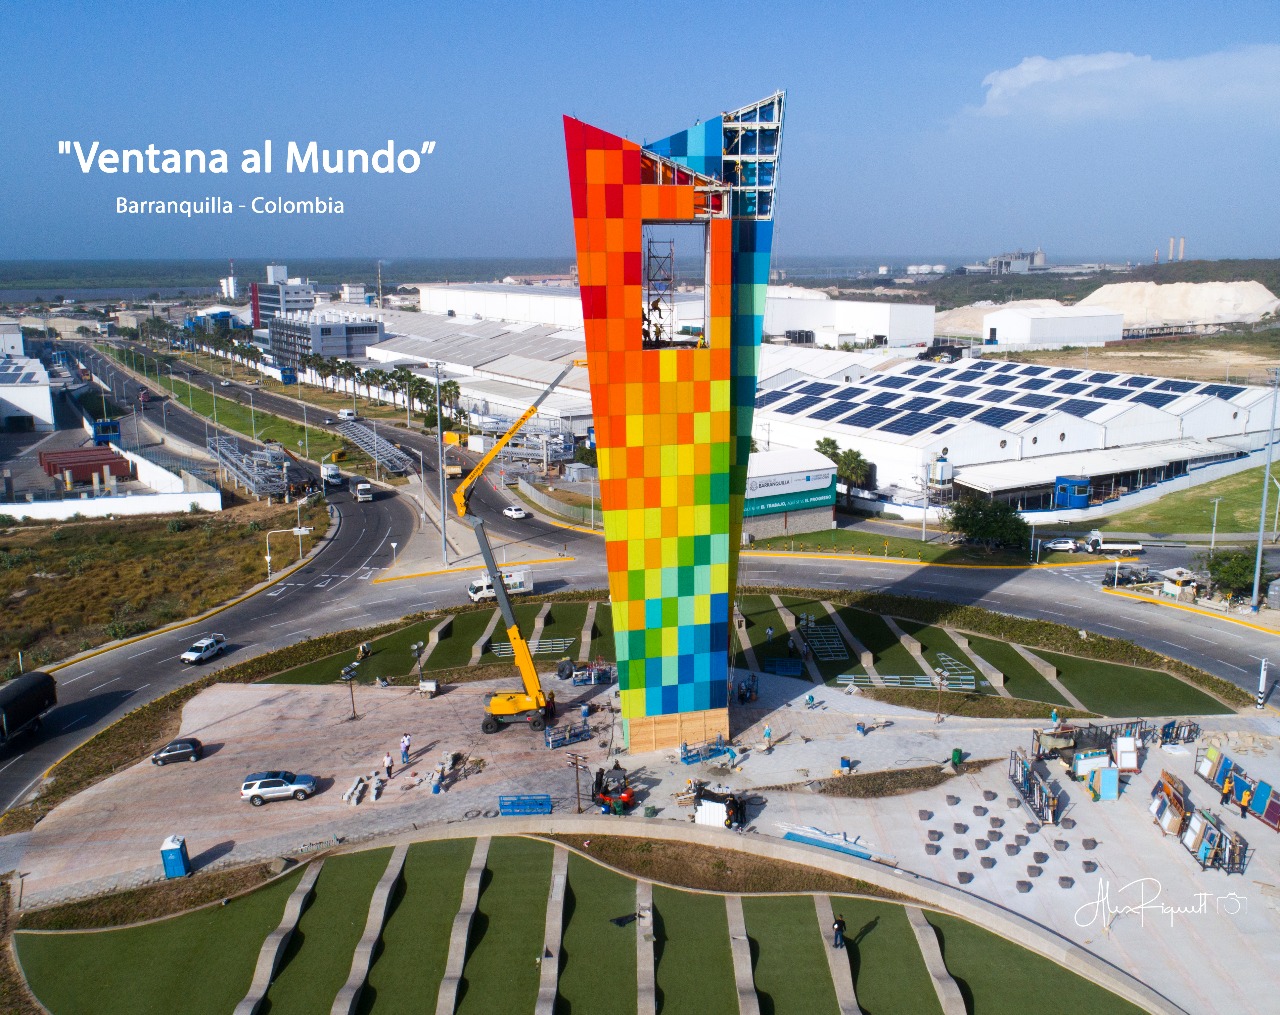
xmin=0 ymin=378 xmax=55 ymax=431
xmin=981 ymin=308 xmax=1121 ymax=346
xmin=763 ymin=298 xmax=934 ymax=347
xmin=417 ymin=286 xmax=586 ymax=329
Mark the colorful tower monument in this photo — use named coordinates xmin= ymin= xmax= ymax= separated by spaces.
xmin=564 ymin=93 xmax=784 ymax=751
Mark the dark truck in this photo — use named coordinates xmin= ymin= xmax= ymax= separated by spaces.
xmin=0 ymin=672 xmax=58 ymax=745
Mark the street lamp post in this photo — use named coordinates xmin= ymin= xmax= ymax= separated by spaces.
xmin=1250 ymin=367 xmax=1280 ymax=612
xmin=417 ymin=448 xmax=428 ymax=523
xmin=434 ymin=362 xmax=448 ymax=567
xmin=161 ymin=400 xmax=168 ymax=437
xmin=209 ymin=379 xmax=218 ymax=427
xmin=265 ymin=525 xmax=313 ymax=578
xmin=1210 ymin=497 xmax=1223 ymax=553
xmin=301 ymin=400 xmax=309 ymax=459
xmin=247 ymin=390 xmax=257 ymax=439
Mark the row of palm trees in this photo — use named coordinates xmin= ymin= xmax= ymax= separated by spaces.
xmin=292 ymin=353 xmax=464 ymax=425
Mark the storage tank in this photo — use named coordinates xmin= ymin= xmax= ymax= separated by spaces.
xmin=932 ymin=264 xmax=946 ymax=274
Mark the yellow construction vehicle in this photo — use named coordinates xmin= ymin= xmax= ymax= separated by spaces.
xmin=452 ymin=358 xmax=586 ymax=734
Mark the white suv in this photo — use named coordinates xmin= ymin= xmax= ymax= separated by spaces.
xmin=180 ymin=634 xmax=226 ymax=664
xmin=241 ymin=771 xmax=317 ymax=806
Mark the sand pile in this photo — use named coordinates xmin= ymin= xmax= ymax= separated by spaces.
xmin=934 ymin=299 xmax=1064 ymax=337
xmin=1078 ymin=281 xmax=1279 ymax=328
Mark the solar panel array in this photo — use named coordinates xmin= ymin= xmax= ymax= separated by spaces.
xmin=753 ymin=358 xmax=1262 ymax=444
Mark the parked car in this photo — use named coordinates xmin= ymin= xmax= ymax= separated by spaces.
xmin=1042 ymin=538 xmax=1079 ymax=553
xmin=240 ymin=771 xmax=317 ymax=806
xmin=152 ymin=737 xmax=203 ymax=765
xmin=219 ymin=379 xmax=232 ymax=387
xmin=323 ymin=417 xmax=334 ymax=425
xmin=503 ymin=505 xmax=528 ymax=519
xmin=180 ymin=634 xmax=226 ymax=664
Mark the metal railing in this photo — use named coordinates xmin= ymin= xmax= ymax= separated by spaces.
xmin=206 ymin=434 xmax=288 ymax=497
xmin=334 ymin=421 xmax=413 ymax=474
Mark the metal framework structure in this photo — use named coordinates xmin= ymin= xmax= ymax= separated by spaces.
xmin=334 ymin=421 xmax=413 ymax=474
xmin=1008 ymin=748 xmax=1060 ymax=825
xmin=206 ymin=435 xmax=288 ymax=497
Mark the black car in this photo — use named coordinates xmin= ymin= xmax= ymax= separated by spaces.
xmin=151 ymin=738 xmax=203 ymax=765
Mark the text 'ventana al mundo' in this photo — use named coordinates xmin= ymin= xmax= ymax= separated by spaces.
xmin=57 ymin=139 xmax=437 ymax=175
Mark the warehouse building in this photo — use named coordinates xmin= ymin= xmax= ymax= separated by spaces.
xmin=266 ymin=310 xmax=385 ymax=367
xmin=0 ymin=357 xmax=55 ymax=432
xmin=764 ymin=286 xmax=935 ymax=347
xmin=981 ymin=304 xmax=1122 ymax=347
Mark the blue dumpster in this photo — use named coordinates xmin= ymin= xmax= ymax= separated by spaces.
xmin=161 ymin=834 xmax=191 ymax=879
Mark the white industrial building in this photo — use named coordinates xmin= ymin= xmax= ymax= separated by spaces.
xmin=1 ymin=318 xmax=24 ymax=357
xmin=981 ymin=305 xmax=1123 ymax=347
xmin=764 ymin=287 xmax=934 ymax=347
xmin=0 ymin=357 xmax=55 ymax=432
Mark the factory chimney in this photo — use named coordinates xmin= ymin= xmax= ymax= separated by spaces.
xmin=1179 ymin=237 xmax=1185 ymax=261
xmin=1168 ymin=237 xmax=1175 ymax=263
xmin=1154 ymin=248 xmax=1160 ymax=264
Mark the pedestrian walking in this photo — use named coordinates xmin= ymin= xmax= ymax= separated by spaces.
xmin=1240 ymin=786 xmax=1252 ymax=819
xmin=581 ymin=702 xmax=591 ymax=723
xmin=763 ymin=724 xmax=773 ymax=752
xmin=832 ymin=914 xmax=846 ymax=949
xmin=1221 ymin=771 xmax=1235 ymax=806
xmin=400 ymin=733 xmax=411 ymax=765
xmin=383 ymin=752 xmax=393 ymax=779
xmin=727 ymin=747 xmax=738 ymax=768
xmin=765 ymin=625 xmax=774 ymax=642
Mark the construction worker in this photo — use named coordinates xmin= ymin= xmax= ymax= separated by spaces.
xmin=1240 ymin=785 xmax=1252 ymax=819
xmin=1221 ymin=770 xmax=1235 ymax=806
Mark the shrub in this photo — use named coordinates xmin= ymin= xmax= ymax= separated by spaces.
xmin=166 ymin=519 xmax=185 ymax=533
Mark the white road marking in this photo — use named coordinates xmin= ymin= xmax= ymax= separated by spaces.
xmin=1224 ymin=662 xmax=1249 ymax=673
xmin=62 ymin=714 xmax=89 ymax=731
xmin=60 ymin=671 xmax=93 ymax=684
xmin=88 ymin=677 xmax=119 ymax=692
xmin=0 ymin=754 xmax=26 ymax=777
xmin=127 ymin=646 xmax=158 ymax=658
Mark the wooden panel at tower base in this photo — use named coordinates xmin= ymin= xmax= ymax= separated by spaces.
xmin=626 ymin=708 xmax=729 ymax=754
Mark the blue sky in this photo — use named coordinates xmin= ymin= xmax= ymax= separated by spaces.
xmin=2 ymin=0 xmax=1278 ymax=261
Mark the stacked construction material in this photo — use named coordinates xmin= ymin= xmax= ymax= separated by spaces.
xmin=39 ymin=447 xmax=133 ymax=484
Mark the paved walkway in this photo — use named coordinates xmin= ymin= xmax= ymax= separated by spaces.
xmin=469 ymin=608 xmax=502 ymax=665
xmin=534 ymin=846 xmax=569 ymax=1015
xmin=234 ymin=860 xmax=325 ymax=1015
xmin=332 ymin=843 xmax=408 ymax=1014
xmin=1012 ymin=644 xmax=1089 ymax=711
xmin=814 ymin=893 xmax=862 ymax=1015
xmin=578 ymin=601 xmax=597 ymax=663
xmin=724 ymin=893 xmax=761 ymax=1015
xmin=771 ymin=595 xmax=821 ymax=682
xmin=635 ymin=880 xmax=656 ymax=1015
xmin=435 ymin=836 xmax=490 ymax=1015
xmin=882 ymin=616 xmax=938 ymax=680
xmin=949 ymin=631 xmax=1011 ymax=698
xmin=823 ymin=602 xmax=877 ymax=677
xmin=904 ymin=906 xmax=966 ymax=1015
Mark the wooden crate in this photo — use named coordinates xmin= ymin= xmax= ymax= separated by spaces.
xmin=626 ymin=707 xmax=729 ymax=753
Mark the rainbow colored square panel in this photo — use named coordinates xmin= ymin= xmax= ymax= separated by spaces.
xmin=563 ymin=94 xmax=784 ymax=725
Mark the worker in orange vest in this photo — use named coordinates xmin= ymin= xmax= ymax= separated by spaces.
xmin=1220 ymin=771 xmax=1235 ymax=806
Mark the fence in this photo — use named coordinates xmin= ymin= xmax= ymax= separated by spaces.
xmin=517 ymin=477 xmax=602 ymax=529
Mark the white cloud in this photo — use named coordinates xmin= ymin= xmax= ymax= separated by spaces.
xmin=969 ymin=45 xmax=1280 ymax=121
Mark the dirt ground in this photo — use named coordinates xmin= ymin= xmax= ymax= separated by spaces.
xmin=1010 ymin=335 xmax=1279 ymax=384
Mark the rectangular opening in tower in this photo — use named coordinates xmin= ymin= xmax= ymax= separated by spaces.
xmin=640 ymin=220 xmax=708 ymax=349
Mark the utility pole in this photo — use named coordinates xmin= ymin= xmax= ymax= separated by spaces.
xmin=567 ymin=752 xmax=587 ymax=813
xmin=435 ymin=362 xmax=449 ymax=566
xmin=1210 ymin=497 xmax=1222 ymax=553
xmin=1250 ymin=367 xmax=1280 ymax=612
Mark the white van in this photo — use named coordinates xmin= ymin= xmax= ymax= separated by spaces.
xmin=466 ymin=569 xmax=533 ymax=602
xmin=355 ymin=482 xmax=373 ymax=503
xmin=337 ymin=408 xmax=358 ymax=421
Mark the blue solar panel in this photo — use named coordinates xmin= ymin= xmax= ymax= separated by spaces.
xmin=18 ymin=373 xmax=34 ymax=384
xmin=1198 ymin=383 xmax=1246 ymax=399
xmin=1053 ymin=381 xmax=1089 ymax=395
xmin=829 ymin=387 xmax=864 ymax=400
xmin=1057 ymin=398 xmax=1105 ymax=418
xmin=755 ymin=390 xmax=789 ymax=409
xmin=973 ymin=407 xmax=1023 ymax=428
xmin=967 ymin=360 xmax=996 ymax=370
xmin=1051 ymin=368 xmax=1082 ymax=380
xmin=841 ymin=405 xmax=900 ymax=428
xmin=909 ymin=379 xmax=945 ymax=393
xmin=1121 ymin=376 xmax=1154 ymax=388
xmin=951 ymin=370 xmax=985 ymax=383
xmin=905 ymin=364 xmax=934 ymax=376
xmin=1155 ymin=379 xmax=1197 ymax=393
xmin=1017 ymin=377 xmax=1052 ymax=390
xmin=932 ymin=400 xmax=980 ymax=418
xmin=866 ymin=391 xmax=901 ymax=407
xmin=0 ymin=376 xmax=17 ymax=385
xmin=1018 ymin=365 xmax=1049 ymax=376
xmin=993 ymin=361 xmax=1020 ymax=372
xmin=776 ymin=394 xmax=823 ymax=415
xmin=983 ymin=373 xmax=1017 ymax=387
xmin=1085 ymin=372 xmax=1118 ymax=383
xmin=1024 ymin=413 xmax=1047 ymax=424
xmin=1130 ymin=390 xmax=1179 ymax=409
xmin=933 ymin=423 xmax=955 ymax=434
xmin=799 ymin=381 xmax=838 ymax=397
xmin=785 ymin=378 xmax=808 ymax=390
xmin=897 ymin=396 xmax=938 ymax=413
xmin=872 ymin=375 xmax=913 ymax=389
xmin=808 ymin=401 xmax=852 ymax=421
xmin=1090 ymin=386 xmax=1130 ymax=401
xmin=944 ymin=384 xmax=979 ymax=398
xmin=977 ymin=389 xmax=1014 ymax=403
xmin=1014 ymin=393 xmax=1056 ymax=409
xmin=879 ymin=412 xmax=943 ymax=436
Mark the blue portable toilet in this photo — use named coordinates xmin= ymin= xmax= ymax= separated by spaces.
xmin=161 ymin=834 xmax=191 ymax=879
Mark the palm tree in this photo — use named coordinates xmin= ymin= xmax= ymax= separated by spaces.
xmin=384 ymin=376 xmax=402 ymax=408
xmin=364 ymin=369 xmax=388 ymax=404
xmin=836 ymin=448 xmax=871 ymax=505
xmin=815 ymin=437 xmax=840 ymax=465
xmin=439 ymin=379 xmax=460 ymax=423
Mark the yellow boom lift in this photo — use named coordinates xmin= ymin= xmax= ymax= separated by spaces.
xmin=452 ymin=359 xmax=586 ymax=734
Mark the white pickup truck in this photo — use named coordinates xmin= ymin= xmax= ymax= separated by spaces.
xmin=1085 ymin=529 xmax=1144 ymax=555
xmin=467 ymin=569 xmax=533 ymax=603
xmin=180 ymin=633 xmax=227 ymax=664
xmin=354 ymin=482 xmax=373 ymax=503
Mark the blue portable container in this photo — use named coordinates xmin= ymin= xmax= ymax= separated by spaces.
xmin=161 ymin=834 xmax=191 ymax=879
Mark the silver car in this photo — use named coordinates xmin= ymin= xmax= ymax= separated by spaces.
xmin=241 ymin=771 xmax=317 ymax=806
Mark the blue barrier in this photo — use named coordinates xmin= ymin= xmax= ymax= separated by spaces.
xmin=680 ymin=733 xmax=728 ymax=765
xmin=499 ymin=794 xmax=553 ymax=816
xmin=545 ymin=720 xmax=593 ymax=750
xmin=764 ymin=658 xmax=804 ymax=677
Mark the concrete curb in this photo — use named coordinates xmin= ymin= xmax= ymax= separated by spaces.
xmin=435 ymin=835 xmax=490 ymax=1015
xmin=823 ymin=602 xmax=876 ymax=676
xmin=578 ymin=601 xmax=598 ymax=663
xmin=533 ymin=846 xmax=568 ymax=1015
xmin=814 ymin=893 xmax=862 ymax=1015
xmin=635 ymin=879 xmax=655 ymax=1015
xmin=904 ymin=905 xmax=966 ymax=1015
xmin=724 ymin=893 xmax=760 ymax=1015
xmin=883 ymin=616 xmax=937 ymax=680
xmin=233 ymin=859 xmax=324 ymax=1015
xmin=949 ymin=630 xmax=1009 ymax=697
xmin=469 ymin=609 xmax=502 ymax=666
xmin=331 ymin=843 xmax=407 ymax=1015
xmin=1011 ymin=645 xmax=1089 ymax=712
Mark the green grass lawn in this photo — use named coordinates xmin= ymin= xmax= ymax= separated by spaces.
xmin=456 ymin=837 xmax=554 ymax=1015
xmin=925 ymin=912 xmax=1144 ymax=1015
xmin=780 ymin=596 xmax=863 ymax=679
xmin=532 ymin=601 xmax=589 ymax=650
xmin=896 ymin=620 xmax=994 ymax=694
xmin=427 ymin=608 xmax=499 ymax=669
xmin=742 ymin=896 xmax=840 ymax=1015
xmin=652 ymin=886 xmax=737 ymax=1015
xmin=1032 ymin=649 xmax=1232 ymax=716
xmin=478 ymin=603 xmax=554 ymax=665
xmin=557 ymin=853 xmax=638 ymax=1015
xmin=833 ymin=607 xmax=923 ymax=676
xmin=963 ymin=635 xmax=1069 ymax=706
xmin=17 ymin=867 xmax=303 ymax=1015
xmin=1077 ymin=463 xmax=1271 ymax=535
xmin=829 ymin=897 xmax=941 ymax=1015
xmin=263 ymin=849 xmax=393 ymax=1015
xmin=589 ymin=600 xmax=617 ymax=662
xmin=752 ymin=527 xmax=1077 ymax=567
xmin=358 ymin=839 xmax=475 ymax=1014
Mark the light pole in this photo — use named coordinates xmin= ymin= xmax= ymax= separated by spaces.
xmin=434 ymin=362 xmax=448 ymax=566
xmin=161 ymin=400 xmax=168 ymax=437
xmin=1210 ymin=497 xmax=1223 ymax=553
xmin=301 ymin=400 xmax=310 ymax=459
xmin=265 ymin=524 xmax=312 ymax=577
xmin=247 ymin=389 xmax=257 ymax=439
xmin=209 ymin=379 xmax=218 ymax=427
xmin=1250 ymin=367 xmax=1280 ymax=612
xmin=417 ymin=448 xmax=428 ymax=523
xmin=373 ymin=418 xmax=381 ymax=481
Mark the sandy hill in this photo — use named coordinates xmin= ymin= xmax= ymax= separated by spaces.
xmin=1078 ymin=281 xmax=1279 ymax=328
xmin=934 ymin=299 xmax=1064 ymax=337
